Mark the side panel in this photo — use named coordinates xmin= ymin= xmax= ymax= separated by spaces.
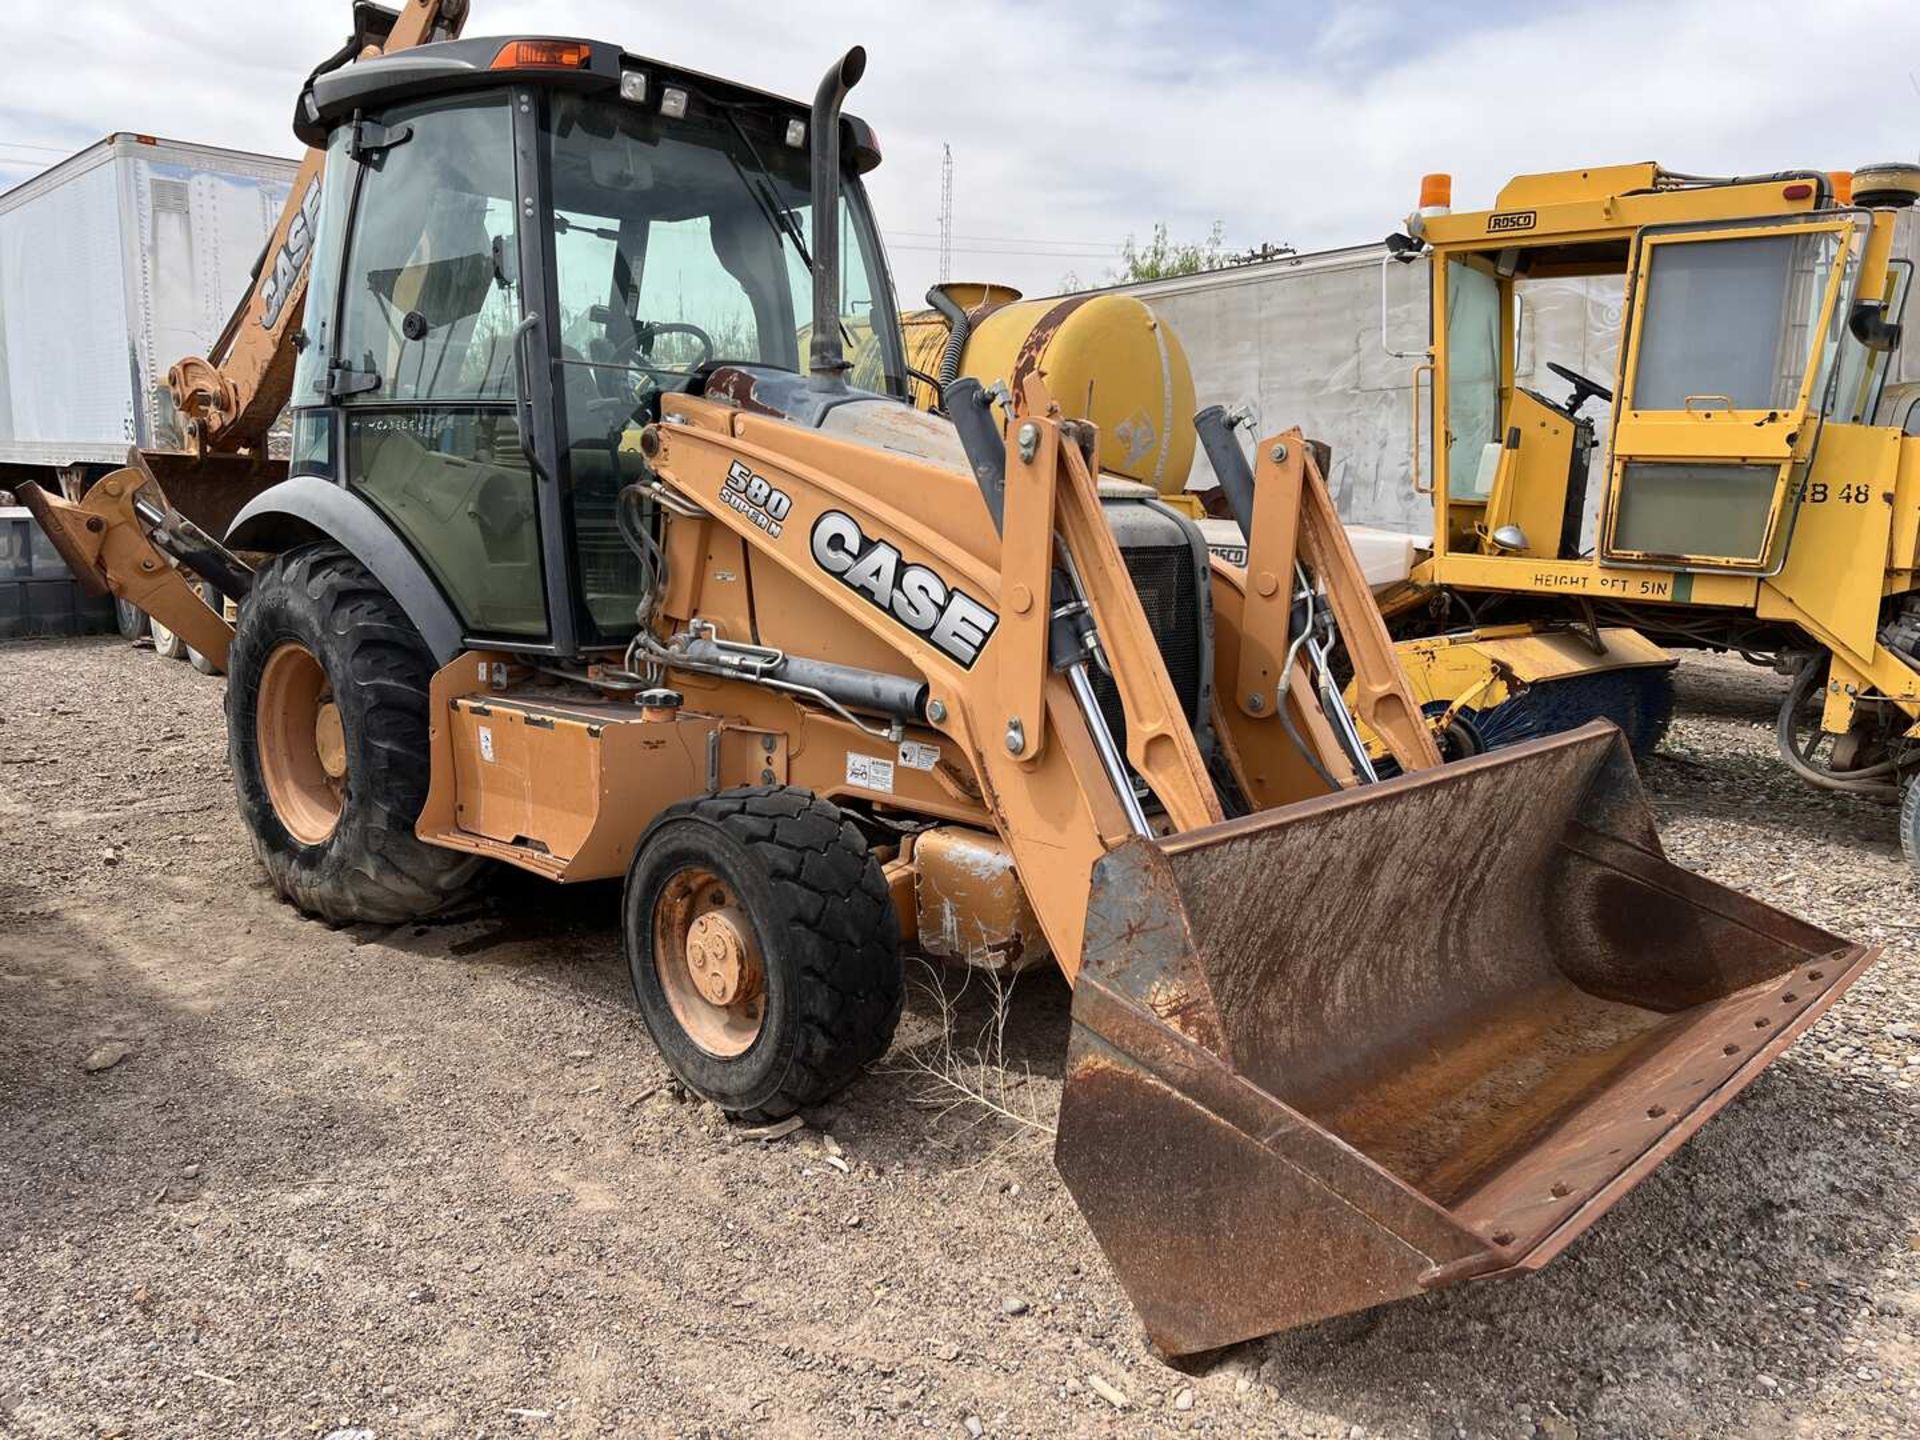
xmin=1759 ymin=423 xmax=1902 ymax=660
xmin=0 ymin=149 xmax=134 ymax=465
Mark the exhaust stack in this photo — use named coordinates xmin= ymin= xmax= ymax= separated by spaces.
xmin=808 ymin=46 xmax=866 ymax=390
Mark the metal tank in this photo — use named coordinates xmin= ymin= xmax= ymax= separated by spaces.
xmin=903 ymin=284 xmax=1196 ymax=497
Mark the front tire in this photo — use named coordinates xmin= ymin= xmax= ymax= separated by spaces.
xmin=187 ymin=579 xmax=221 ymax=675
xmin=624 ymin=787 xmax=903 ymax=1121
xmin=225 ymin=544 xmax=484 ymax=924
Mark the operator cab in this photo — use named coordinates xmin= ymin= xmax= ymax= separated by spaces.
xmin=1440 ymin=238 xmax=1631 ymax=562
xmin=286 ymin=35 xmax=907 ymax=655
xmin=1409 ymin=163 xmax=1915 ymax=577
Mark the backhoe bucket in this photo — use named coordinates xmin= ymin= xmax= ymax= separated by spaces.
xmin=1056 ymin=722 xmax=1874 ymax=1356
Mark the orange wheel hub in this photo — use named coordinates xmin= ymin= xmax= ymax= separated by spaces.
xmin=654 ymin=868 xmax=765 ymax=1057
xmin=257 ymin=641 xmax=345 ymax=845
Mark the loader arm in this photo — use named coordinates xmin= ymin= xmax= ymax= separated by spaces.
xmin=166 ymin=0 xmax=470 ymax=458
xmin=644 ymin=378 xmax=1225 ymax=979
xmin=1215 ymin=428 xmax=1443 ymax=783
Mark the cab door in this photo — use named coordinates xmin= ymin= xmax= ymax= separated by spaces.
xmin=324 ymin=91 xmax=552 ymax=642
xmin=1601 ymin=215 xmax=1863 ymax=572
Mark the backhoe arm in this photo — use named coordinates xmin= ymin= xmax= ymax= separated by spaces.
xmin=167 ymin=0 xmax=469 ymax=458
xmin=18 ymin=461 xmax=248 ymax=671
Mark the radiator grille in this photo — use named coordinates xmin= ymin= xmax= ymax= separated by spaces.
xmin=1091 ymin=542 xmax=1205 ymax=757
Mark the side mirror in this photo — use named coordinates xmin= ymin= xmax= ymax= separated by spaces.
xmin=1384 ymin=231 xmax=1424 ymax=264
xmin=1849 ymin=301 xmax=1903 ymax=353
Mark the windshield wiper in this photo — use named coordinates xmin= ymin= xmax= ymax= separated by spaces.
xmin=715 ymin=107 xmax=860 ymax=359
xmin=718 ymin=108 xmax=814 ymax=270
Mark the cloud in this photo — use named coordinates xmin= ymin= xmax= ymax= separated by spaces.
xmin=2 ymin=0 xmax=1916 ymax=306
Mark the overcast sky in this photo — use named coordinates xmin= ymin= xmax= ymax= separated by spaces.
xmin=2 ymin=0 xmax=1917 ymax=304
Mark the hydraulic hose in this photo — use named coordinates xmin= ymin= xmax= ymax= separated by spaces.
xmin=1774 ymin=660 xmax=1901 ymax=796
xmin=926 ymin=286 xmax=972 ymax=392
xmin=1277 ymin=689 xmax=1343 ymax=794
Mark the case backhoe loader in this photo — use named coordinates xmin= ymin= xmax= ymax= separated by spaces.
xmin=20 ymin=28 xmax=1876 ymax=1356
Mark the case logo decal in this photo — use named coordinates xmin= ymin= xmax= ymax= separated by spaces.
xmin=260 ymin=177 xmax=323 ymax=330
xmin=811 ymin=511 xmax=998 ymax=668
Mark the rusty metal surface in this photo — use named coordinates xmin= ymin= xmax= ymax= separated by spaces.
xmin=913 ymin=826 xmax=1051 ymax=972
xmin=701 ymin=365 xmax=785 ymax=418
xmin=1009 ymin=296 xmax=1088 ymax=398
xmin=1055 ymin=721 xmax=1877 ymax=1354
xmin=135 ymin=449 xmax=287 ymax=538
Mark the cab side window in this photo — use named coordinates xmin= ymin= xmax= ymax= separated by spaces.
xmin=337 ymin=97 xmax=520 ymax=402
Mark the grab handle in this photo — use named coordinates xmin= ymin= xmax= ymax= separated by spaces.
xmin=1411 ymin=362 xmax=1435 ymax=494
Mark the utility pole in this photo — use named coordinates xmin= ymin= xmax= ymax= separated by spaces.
xmin=938 ymin=144 xmax=953 ymax=284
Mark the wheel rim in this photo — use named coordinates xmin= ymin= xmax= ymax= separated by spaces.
xmin=257 ymin=641 xmax=345 ymax=845
xmin=653 ymin=866 xmax=766 ymax=1057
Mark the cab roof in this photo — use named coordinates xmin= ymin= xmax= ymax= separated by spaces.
xmin=1419 ymin=163 xmax=1832 ymax=248
xmin=297 ymin=34 xmax=880 ymax=171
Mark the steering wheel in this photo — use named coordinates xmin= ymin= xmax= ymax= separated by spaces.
xmin=1547 ymin=361 xmax=1613 ymax=414
xmin=604 ymin=320 xmax=717 ymax=375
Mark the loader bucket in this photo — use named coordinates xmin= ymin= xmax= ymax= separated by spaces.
xmin=1055 ymin=722 xmax=1874 ymax=1356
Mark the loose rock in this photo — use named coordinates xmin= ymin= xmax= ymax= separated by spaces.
xmin=80 ymin=1041 xmax=130 ymax=1073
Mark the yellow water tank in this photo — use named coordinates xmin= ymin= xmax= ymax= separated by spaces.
xmin=902 ymin=284 xmax=1197 ymax=498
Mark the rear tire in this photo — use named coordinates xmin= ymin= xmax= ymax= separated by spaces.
xmin=1901 ymin=777 xmax=1920 ymax=874
xmin=114 ymin=595 xmax=149 ymax=642
xmin=624 ymin=786 xmax=903 ymax=1121
xmin=225 ymin=543 xmax=485 ymax=924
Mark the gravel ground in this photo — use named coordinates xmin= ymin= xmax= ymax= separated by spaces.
xmin=0 ymin=637 xmax=1915 ymax=1439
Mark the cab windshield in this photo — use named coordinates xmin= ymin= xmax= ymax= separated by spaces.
xmin=545 ymin=89 xmax=901 ymax=407
xmin=544 ymin=88 xmax=903 ymax=641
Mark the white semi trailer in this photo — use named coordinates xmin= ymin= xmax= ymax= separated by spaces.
xmin=0 ymin=134 xmax=298 ymax=648
xmin=0 ymin=134 xmax=297 ymax=495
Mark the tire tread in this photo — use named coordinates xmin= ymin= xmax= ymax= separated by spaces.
xmin=635 ymin=785 xmax=902 ymax=1120
xmin=227 ymin=544 xmax=483 ymax=924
